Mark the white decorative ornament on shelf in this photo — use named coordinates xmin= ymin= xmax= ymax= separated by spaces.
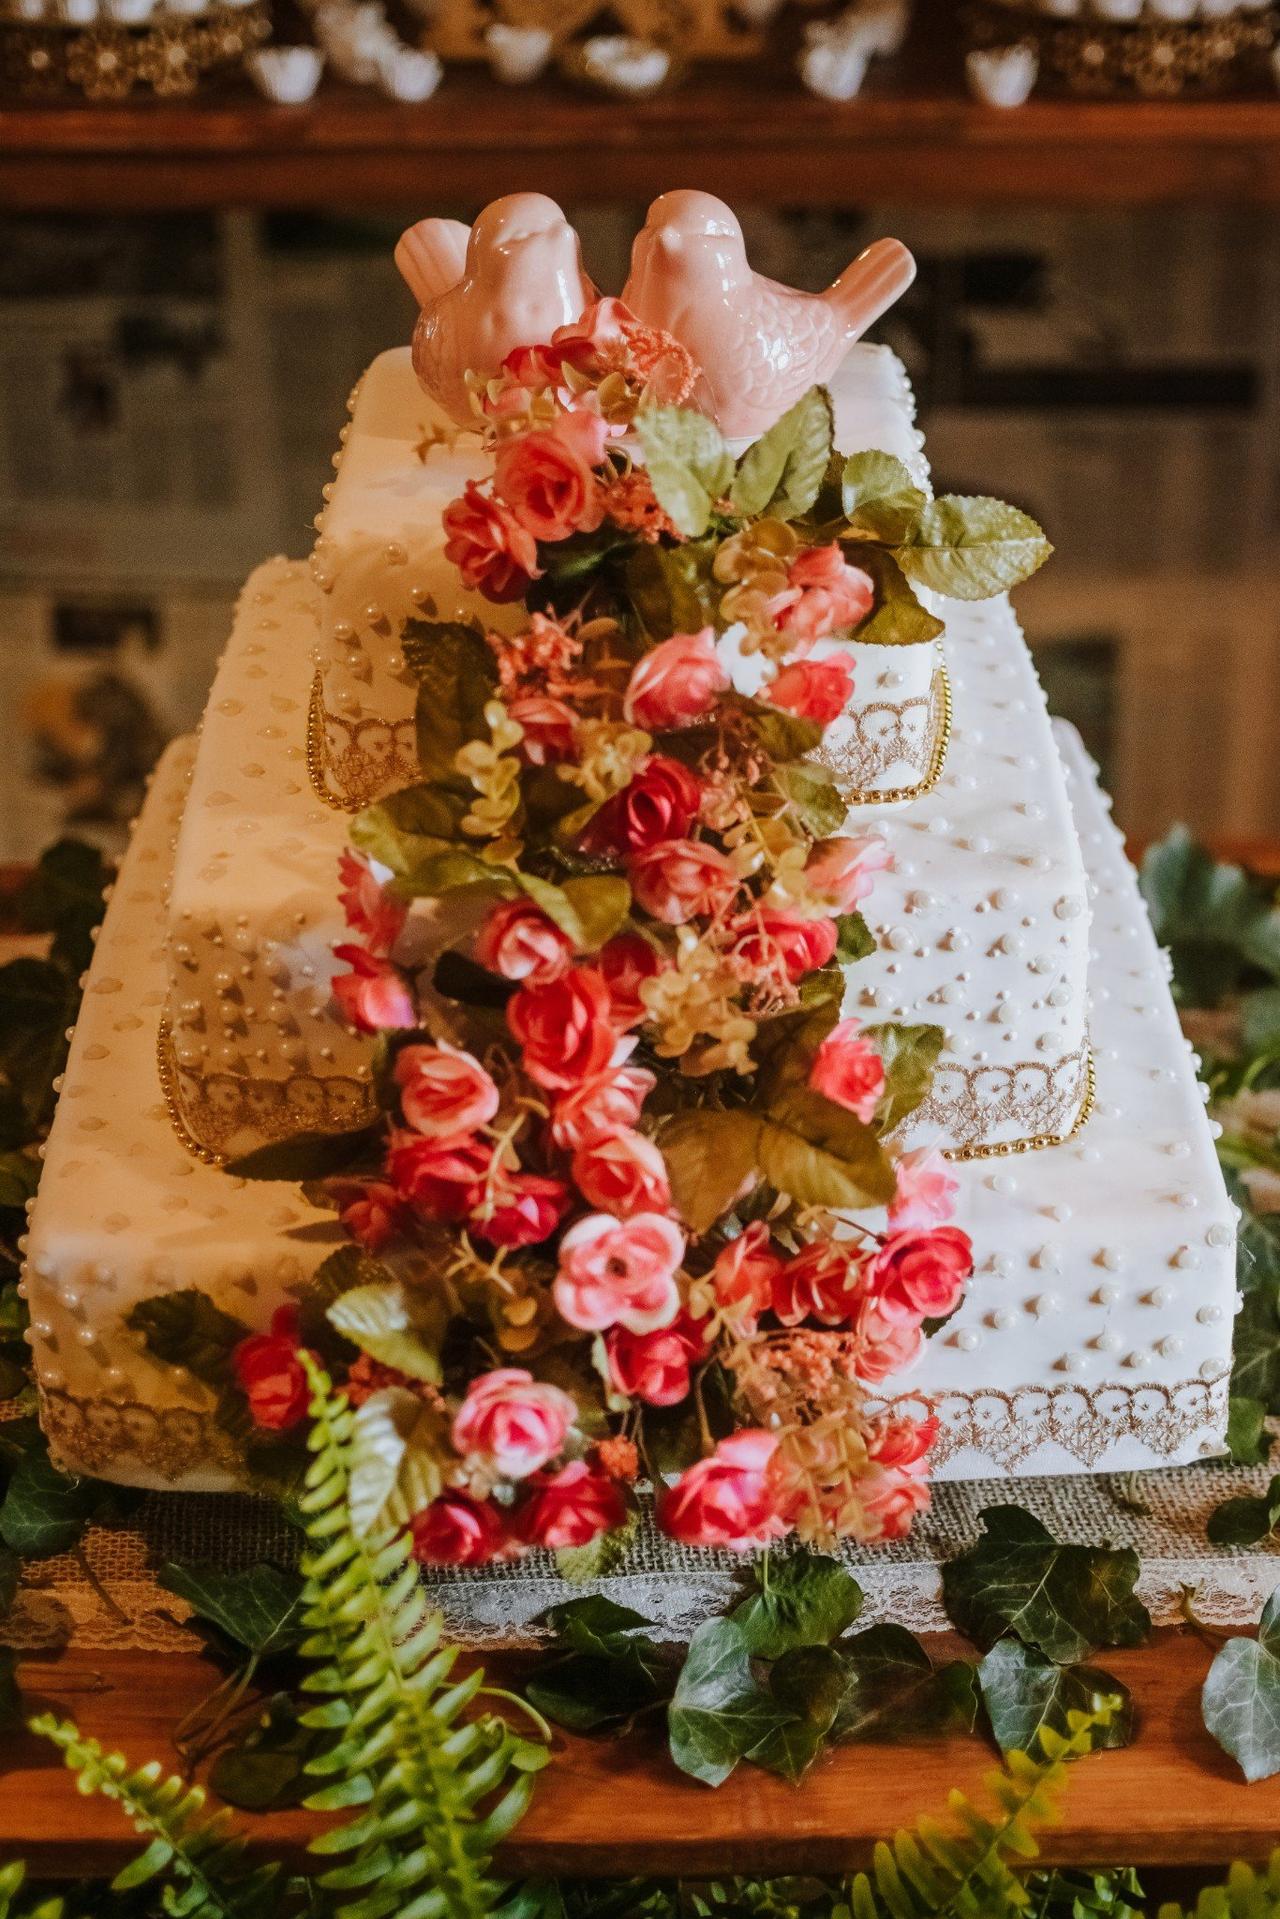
xmin=799 ymin=24 xmax=870 ymax=98
xmin=966 ymin=41 xmax=1039 ymax=104
xmin=104 ymin=0 xmax=156 ymax=21
xmin=577 ymin=33 xmax=671 ymax=94
xmin=376 ymin=43 xmax=442 ymax=98
xmin=483 ymin=20 xmax=552 ymax=82
xmin=247 ymin=43 xmax=324 ymax=101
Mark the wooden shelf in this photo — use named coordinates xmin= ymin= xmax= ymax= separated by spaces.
xmin=5 ymin=24 xmax=1280 ymax=213
xmin=8 ymin=1630 xmax=1280 ymax=1880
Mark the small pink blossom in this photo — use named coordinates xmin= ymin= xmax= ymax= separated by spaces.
xmin=606 ymin=1311 xmax=708 ymax=1407
xmin=803 ymin=833 xmax=892 ymax=913
xmin=395 ymin=1043 xmax=499 ymax=1138
xmin=337 ymin=850 xmax=405 ymax=956
xmin=441 ymin=480 xmax=541 ymax=603
xmin=507 ymin=693 xmax=577 ymax=766
xmin=475 ymin=897 xmax=575 ymax=988
xmin=809 ymin=1019 xmax=885 ymax=1123
xmin=623 ymin=629 xmax=729 ymax=731
xmin=711 ymin=1222 xmax=784 ymax=1329
xmin=470 ymin=1172 xmax=572 ymax=1248
xmin=766 ymin=655 xmax=855 ymax=726
xmin=332 ymin=945 xmax=416 ymax=1034
xmin=769 ymin=543 xmax=874 ymax=646
xmin=889 ymin=1148 xmax=958 ymax=1231
xmin=851 ymin=1299 xmax=923 ymax=1383
xmin=451 ymin=1367 xmax=576 ymax=1480
xmin=658 ymin=1430 xmax=789 ymax=1552
xmin=866 ymin=1413 xmax=938 ymax=1473
xmin=870 ymin=1226 xmax=974 ymax=1326
xmin=411 ymin=1493 xmax=508 ymax=1566
xmin=627 ymin=838 xmax=739 ymax=925
xmin=550 ymin=1064 xmax=656 ymax=1151
xmin=553 ymin=1211 xmax=684 ymax=1334
xmin=572 ymin=1128 xmax=671 ymax=1219
xmin=514 ymin=1459 xmax=626 ymax=1550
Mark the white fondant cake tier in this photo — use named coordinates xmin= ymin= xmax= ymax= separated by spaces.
xmin=24 ymin=717 xmax=1232 ymax=1491
xmin=164 ymin=563 xmax=374 ymax=1163
xmin=310 ymin=344 xmax=941 ymax=810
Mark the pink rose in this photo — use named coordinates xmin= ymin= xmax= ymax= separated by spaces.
xmin=769 ymin=543 xmax=874 ymax=646
xmin=337 ymin=850 xmax=405 ymax=956
xmin=580 ymin=756 xmax=702 ymax=858
xmin=623 ymin=629 xmax=729 ymax=731
xmin=553 ymin=1211 xmax=684 ymax=1334
xmin=572 ymin=1129 xmax=671 ymax=1219
xmin=514 ymin=1460 xmax=626 ymax=1551
xmin=506 ymin=967 xmax=618 ymax=1091
xmin=866 ymin=1413 xmax=938 ymax=1473
xmin=870 ymin=1226 xmax=974 ymax=1326
xmin=711 ymin=1221 xmax=784 ymax=1329
xmin=493 ymin=414 xmax=607 ymax=544
xmin=727 ymin=908 xmax=837 ymax=985
xmin=326 ymin=1177 xmax=409 ymax=1253
xmin=606 ymin=1311 xmax=708 ymax=1407
xmin=860 ymin=1466 xmax=931 ymax=1543
xmin=395 ymin=1042 xmax=499 ymax=1137
xmin=658 ymin=1430 xmax=788 ymax=1552
xmin=232 ymin=1306 xmax=310 ymax=1433
xmin=772 ymin=1240 xmax=867 ymax=1328
xmin=766 ymin=655 xmax=855 ymax=725
xmin=442 ymin=479 xmax=541 ymax=603
xmin=851 ymin=1298 xmax=922 ymax=1383
xmin=809 ymin=1018 xmax=885 ymax=1123
xmin=803 ymin=833 xmax=892 ymax=913
xmin=411 ymin=1493 xmax=508 ymax=1567
xmin=332 ymin=945 xmax=416 ymax=1034
xmin=475 ymin=897 xmax=575 ymax=988
xmin=598 ymin=934 xmax=661 ymax=1029
xmin=451 ymin=1367 xmax=576 ymax=1480
xmin=889 ymin=1148 xmax=958 ymax=1231
xmin=507 ymin=693 xmax=577 ymax=766
xmin=628 ymin=838 xmax=739 ymax=926
xmin=470 ymin=1171 xmax=572 ymax=1248
xmin=550 ymin=1063 xmax=655 ymax=1151
xmin=386 ymin=1130 xmax=492 ymax=1220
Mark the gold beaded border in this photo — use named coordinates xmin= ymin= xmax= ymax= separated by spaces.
xmin=156 ymin=1014 xmax=226 ymax=1168
xmin=307 ymin=670 xmax=367 ymax=815
xmin=940 ymin=1044 xmax=1096 ymax=1165
xmin=834 ymin=651 xmax=952 ymax=809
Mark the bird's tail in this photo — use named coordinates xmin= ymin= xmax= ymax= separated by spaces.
xmin=395 ymin=217 xmax=471 ymax=309
xmin=827 ymin=238 xmax=917 ymax=344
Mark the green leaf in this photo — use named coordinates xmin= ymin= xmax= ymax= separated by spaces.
xmin=396 ymin=847 xmax=508 ymax=901
xmin=1227 ymin=1396 xmax=1272 ymax=1468
xmin=848 ymin=546 xmax=945 ymax=648
xmin=559 ymin=874 xmax=633 ymax=951
xmin=556 ymin=1505 xmax=638 ymax=1584
xmin=833 ymin=1623 xmax=978 ymax=1742
xmin=636 ymin=407 xmax=734 ymax=540
xmin=659 ymin=1107 xmax=762 ymax=1235
xmin=345 ymin=1386 xmax=447 ymax=1538
xmin=1207 ymin=1476 xmax=1280 ymax=1548
xmin=530 ymin=1596 xmax=670 ymax=1732
xmin=351 ymin=781 xmax=472 ymax=878
xmin=226 ymin=1123 xmax=382 ymax=1182
xmin=667 ymin=1618 xmax=791 ymax=1788
xmin=125 ymin=1289 xmax=253 ymax=1444
xmin=156 ymin=1561 xmax=306 ymax=1658
xmin=1140 ymin=827 xmax=1280 ymax=1006
xmin=941 ymin=1505 xmax=1151 ymax=1664
xmin=1202 ymin=1587 xmax=1280 ymax=1781
xmin=978 ymin=1638 xmax=1132 ymax=1756
xmin=0 ymin=958 xmax=77 ymax=1131
xmin=326 ymin=1279 xmax=445 ymax=1385
xmin=759 ymin=1088 xmax=897 ymax=1209
xmin=404 ymin=620 xmax=499 ymax=786
xmin=625 ymin=537 xmax=720 ymax=642
xmin=730 ymin=386 xmax=833 ymax=523
xmin=0 ymin=1449 xmax=100 ymax=1559
xmin=726 ymin=692 xmax=823 ymax=763
xmin=864 ymin=1021 xmax=945 ymax=1135
xmin=731 ymin=1549 xmax=863 ymax=1659
xmin=543 ymin=1595 xmax=654 ymax=1654
xmin=433 ymin=948 xmax=515 ymax=1009
xmin=841 ymin=450 xmax=927 ymax=545
xmin=750 ymin=1643 xmax=846 ymax=1782
xmin=772 ymin=760 xmax=848 ymax=839
xmin=209 ymin=1692 xmax=324 ymax=1811
xmin=835 ymin=912 xmax=875 ymax=964
xmin=894 ymin=495 xmax=1052 ymax=600
xmin=16 ymin=838 xmax=109 ymax=977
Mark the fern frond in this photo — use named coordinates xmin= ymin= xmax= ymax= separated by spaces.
xmin=295 ymin=1358 xmax=549 ymax=1919
xmin=28 ymin=1716 xmax=283 ymax=1919
xmin=849 ymin=1709 xmax=1104 ymax=1919
xmin=1157 ymin=1849 xmax=1280 ymax=1919
xmin=0 ymin=1860 xmax=67 ymax=1919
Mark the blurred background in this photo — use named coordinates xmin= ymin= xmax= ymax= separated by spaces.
xmin=1 ymin=0 xmax=1279 ymax=858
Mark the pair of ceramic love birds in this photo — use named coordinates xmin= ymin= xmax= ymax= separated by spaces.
xmin=395 ymin=189 xmax=916 ymax=437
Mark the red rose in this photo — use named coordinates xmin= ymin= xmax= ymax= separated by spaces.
xmin=493 ymin=413 xmax=608 ymax=544
xmin=475 ymin=897 xmax=575 ymax=988
xmin=606 ymin=1311 xmax=708 ymax=1407
xmin=549 ymin=1063 xmax=655 ymax=1152
xmin=572 ymin=1128 xmax=671 ymax=1218
xmin=442 ymin=479 xmax=541 ymax=603
xmin=386 ymin=1130 xmax=492 ymax=1220
xmin=514 ymin=1460 xmax=626 ymax=1550
xmin=623 ymin=629 xmax=728 ymax=731
xmin=766 ymin=655 xmax=856 ymax=725
xmin=658 ymin=1430 xmax=788 ymax=1551
xmin=506 ymin=967 xmax=617 ymax=1091
xmin=326 ymin=1177 xmax=409 ymax=1253
xmin=332 ymin=945 xmax=416 ymax=1035
xmin=410 ymin=1492 xmax=508 ymax=1566
xmin=337 ymin=849 xmax=405 ymax=956
xmin=580 ymin=757 xmax=702 ymax=858
xmin=772 ymin=1241 xmax=867 ymax=1328
xmin=860 ymin=1466 xmax=931 ymax=1543
xmin=470 ymin=1171 xmax=572 ymax=1248
xmin=809 ymin=1018 xmax=885 ymax=1123
xmin=866 ymin=1413 xmax=938 ymax=1472
xmin=870 ymin=1226 xmax=974 ymax=1326
xmin=507 ymin=693 xmax=577 ymax=766
xmin=232 ymin=1306 xmax=310 ymax=1433
xmin=710 ymin=1221 xmax=784 ymax=1328
xmin=727 ymin=908 xmax=838 ymax=985
xmin=598 ymin=934 xmax=660 ymax=1029
xmin=627 ymin=839 xmax=739 ymax=926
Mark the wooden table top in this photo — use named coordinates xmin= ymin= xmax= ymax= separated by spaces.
xmin=6 ymin=1629 xmax=1280 ymax=1879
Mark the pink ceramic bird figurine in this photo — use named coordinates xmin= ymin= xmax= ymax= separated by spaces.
xmin=400 ymin=192 xmax=598 ymax=426
xmin=621 ymin=190 xmax=916 ymax=437
xmin=395 ymin=216 xmax=470 ymax=310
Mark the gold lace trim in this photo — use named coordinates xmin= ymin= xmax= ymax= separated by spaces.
xmin=818 ymin=652 xmax=951 ymax=807
xmin=881 ymin=1374 xmax=1228 ymax=1474
xmin=308 ymin=670 xmax=415 ymax=814
xmin=41 ymin=1387 xmax=245 ymax=1484
xmin=934 ymin=1041 xmax=1095 ymax=1163
xmin=157 ymin=1014 xmax=377 ymax=1168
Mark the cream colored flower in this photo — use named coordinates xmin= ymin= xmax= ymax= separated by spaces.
xmin=562 ymin=718 xmax=653 ymax=804
xmin=456 ymin=699 xmax=524 ymax=839
xmin=639 ymin=931 xmax=756 ymax=1076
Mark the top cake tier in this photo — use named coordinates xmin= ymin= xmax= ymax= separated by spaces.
xmin=309 ymin=344 xmax=936 ymax=811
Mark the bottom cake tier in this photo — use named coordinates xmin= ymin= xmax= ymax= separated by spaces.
xmin=23 ymin=723 xmax=1236 ymax=1490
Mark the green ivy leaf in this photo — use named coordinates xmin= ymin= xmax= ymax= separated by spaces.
xmin=833 ymin=1623 xmax=978 ymax=1742
xmin=0 ymin=1449 xmax=102 ymax=1560
xmin=1226 ymin=1396 xmax=1272 ymax=1468
xmin=977 ymin=1638 xmax=1132 ymax=1756
xmin=659 ymin=1108 xmax=762 ymax=1235
xmin=636 ymin=407 xmax=734 ymax=540
xmin=1207 ymin=1476 xmax=1280 ymax=1548
xmin=848 ymin=547 xmax=945 ymax=648
xmin=625 ymin=538 xmax=720 ymax=642
xmin=1140 ymin=827 xmax=1280 ymax=1006
xmin=894 ymin=496 xmax=1052 ymax=600
xmin=346 ymin=1387 xmax=447 ymax=1538
xmin=731 ymin=1548 xmax=863 ymax=1659
xmin=667 ymin=1618 xmax=792 ymax=1787
xmin=835 ymin=912 xmax=875 ymax=964
xmin=729 ymin=386 xmax=833 ymax=523
xmin=0 ymin=959 xmax=77 ymax=1132
xmin=16 ymin=838 xmax=109 ymax=977
xmin=1202 ymin=1587 xmax=1280 ymax=1781
xmin=326 ymin=1279 xmax=445 ymax=1385
xmin=864 ymin=1021 xmax=945 ymax=1135
xmin=556 ymin=1505 xmax=639 ymax=1584
xmin=351 ymin=782 xmax=472 ymax=879
xmin=157 ymin=1561 xmax=306 ymax=1658
xmin=227 ymin=1123 xmax=383 ymax=1183
xmin=209 ymin=1692 xmax=325 ymax=1812
xmin=0 ymin=1152 xmax=38 ymax=1214
xmin=840 ymin=450 xmax=927 ymax=545
xmin=529 ymin=1596 xmax=671 ymax=1733
xmin=750 ymin=1643 xmax=846 ymax=1782
xmin=941 ymin=1505 xmax=1151 ymax=1664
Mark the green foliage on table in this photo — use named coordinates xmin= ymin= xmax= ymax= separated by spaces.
xmin=940 ymin=1507 xmax=1150 ymax=1665
xmin=1140 ymin=828 xmax=1280 ymax=1011
xmin=1201 ymin=1586 xmax=1280 ymax=1783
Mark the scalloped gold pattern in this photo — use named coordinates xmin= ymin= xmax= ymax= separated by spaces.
xmin=817 ymin=654 xmax=951 ymax=807
xmin=157 ymin=1014 xmax=377 ymax=1167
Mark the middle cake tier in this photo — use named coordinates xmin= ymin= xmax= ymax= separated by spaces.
xmin=162 ymin=557 xmax=1091 ymax=1162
